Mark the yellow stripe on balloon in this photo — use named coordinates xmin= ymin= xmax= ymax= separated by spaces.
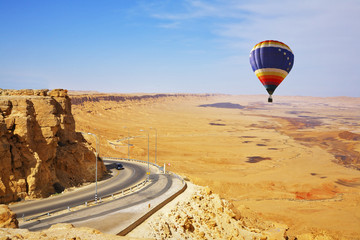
xmin=254 ymin=68 xmax=288 ymax=78
xmin=251 ymin=41 xmax=292 ymax=52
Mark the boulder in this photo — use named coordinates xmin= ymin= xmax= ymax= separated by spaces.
xmin=0 ymin=204 xmax=18 ymax=228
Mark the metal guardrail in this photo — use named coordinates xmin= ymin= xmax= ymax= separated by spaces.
xmin=24 ymin=178 xmax=149 ymax=222
xmin=21 ymin=157 xmax=185 ymax=222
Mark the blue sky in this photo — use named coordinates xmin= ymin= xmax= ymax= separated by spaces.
xmin=1 ymin=0 xmax=359 ymax=97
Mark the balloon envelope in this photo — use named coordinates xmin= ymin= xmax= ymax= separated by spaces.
xmin=249 ymin=40 xmax=294 ymax=98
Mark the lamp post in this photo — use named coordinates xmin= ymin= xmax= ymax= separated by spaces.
xmin=124 ymin=126 xmax=130 ymax=160
xmin=140 ymin=129 xmax=150 ymax=179
xmin=150 ymin=127 xmax=157 ymax=165
xmin=81 ymin=132 xmax=99 ymax=203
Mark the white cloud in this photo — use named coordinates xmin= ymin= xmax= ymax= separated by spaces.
xmin=147 ymin=0 xmax=360 ymax=53
xmin=144 ymin=0 xmax=360 ymax=96
xmin=157 ymin=21 xmax=181 ymax=29
xmin=149 ymin=0 xmax=247 ymax=21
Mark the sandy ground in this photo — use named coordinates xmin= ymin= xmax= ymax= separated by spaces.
xmin=72 ymin=94 xmax=360 ymax=239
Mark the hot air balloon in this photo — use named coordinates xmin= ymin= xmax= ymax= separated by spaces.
xmin=249 ymin=40 xmax=294 ymax=102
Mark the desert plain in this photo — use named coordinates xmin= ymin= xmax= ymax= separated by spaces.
xmin=71 ymin=93 xmax=360 ymax=239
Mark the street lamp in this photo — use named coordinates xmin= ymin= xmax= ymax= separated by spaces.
xmin=150 ymin=127 xmax=157 ymax=165
xmin=140 ymin=129 xmax=150 ymax=179
xmin=124 ymin=126 xmax=130 ymax=160
xmin=81 ymin=132 xmax=99 ymax=203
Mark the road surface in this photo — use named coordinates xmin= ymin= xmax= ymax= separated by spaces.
xmin=10 ymin=160 xmax=147 ymax=218
xmin=19 ymin=173 xmax=184 ymax=233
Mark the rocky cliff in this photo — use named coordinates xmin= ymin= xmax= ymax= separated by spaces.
xmin=0 ymin=89 xmax=106 ymax=203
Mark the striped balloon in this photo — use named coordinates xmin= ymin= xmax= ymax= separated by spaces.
xmin=249 ymin=40 xmax=294 ymax=102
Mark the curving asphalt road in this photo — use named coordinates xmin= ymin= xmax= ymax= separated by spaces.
xmin=19 ymin=173 xmax=180 ymax=233
xmin=10 ymin=160 xmax=148 ymax=218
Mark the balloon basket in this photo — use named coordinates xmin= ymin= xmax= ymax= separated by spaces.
xmin=268 ymin=96 xmax=273 ymax=103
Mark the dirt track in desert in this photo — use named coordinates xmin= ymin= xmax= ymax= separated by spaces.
xmin=71 ymin=94 xmax=360 ymax=239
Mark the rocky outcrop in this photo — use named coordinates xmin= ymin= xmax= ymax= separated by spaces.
xmin=0 ymin=89 xmax=106 ymax=203
xmin=145 ymin=186 xmax=289 ymax=240
xmin=0 ymin=204 xmax=18 ymax=228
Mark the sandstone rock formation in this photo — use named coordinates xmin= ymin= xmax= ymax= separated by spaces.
xmin=0 ymin=89 xmax=106 ymax=203
xmin=140 ymin=186 xmax=289 ymax=240
xmin=0 ymin=204 xmax=18 ymax=228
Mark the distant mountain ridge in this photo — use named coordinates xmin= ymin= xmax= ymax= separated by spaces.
xmin=70 ymin=93 xmax=217 ymax=105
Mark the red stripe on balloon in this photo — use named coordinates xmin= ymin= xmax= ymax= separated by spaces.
xmin=258 ymin=76 xmax=284 ymax=86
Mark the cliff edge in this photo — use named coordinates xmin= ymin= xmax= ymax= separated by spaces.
xmin=0 ymin=89 xmax=106 ymax=203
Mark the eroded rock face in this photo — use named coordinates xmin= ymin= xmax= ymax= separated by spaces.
xmin=0 ymin=89 xmax=106 ymax=203
xmin=148 ymin=186 xmax=289 ymax=240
